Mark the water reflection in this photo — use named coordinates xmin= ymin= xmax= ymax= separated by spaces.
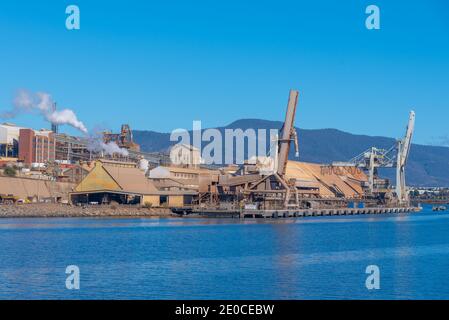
xmin=1 ymin=206 xmax=449 ymax=299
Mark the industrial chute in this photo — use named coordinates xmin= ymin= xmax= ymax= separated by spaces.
xmin=276 ymin=89 xmax=300 ymax=177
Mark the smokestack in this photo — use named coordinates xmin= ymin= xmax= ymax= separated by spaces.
xmin=51 ymin=102 xmax=58 ymax=133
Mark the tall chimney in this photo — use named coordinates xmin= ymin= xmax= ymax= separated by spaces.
xmin=51 ymin=102 xmax=58 ymax=133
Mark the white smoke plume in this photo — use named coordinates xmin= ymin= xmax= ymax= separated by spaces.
xmin=1 ymin=89 xmax=88 ymax=133
xmin=102 ymin=141 xmax=129 ymax=157
xmin=14 ymin=90 xmax=35 ymax=111
xmin=86 ymin=129 xmax=129 ymax=157
xmin=89 ymin=141 xmax=130 ymax=157
xmin=36 ymin=92 xmax=53 ymax=112
xmin=1 ymin=89 xmax=37 ymax=118
xmin=46 ymin=109 xmax=88 ymax=133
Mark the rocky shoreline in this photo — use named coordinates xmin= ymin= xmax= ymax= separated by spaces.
xmin=0 ymin=203 xmax=177 ymax=218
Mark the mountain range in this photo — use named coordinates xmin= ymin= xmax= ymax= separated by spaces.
xmin=133 ymin=119 xmax=449 ymax=187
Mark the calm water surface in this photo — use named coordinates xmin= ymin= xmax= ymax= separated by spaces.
xmin=1 ymin=205 xmax=448 ymax=299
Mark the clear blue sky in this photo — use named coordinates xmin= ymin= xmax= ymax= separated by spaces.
xmin=0 ymin=0 xmax=448 ymax=145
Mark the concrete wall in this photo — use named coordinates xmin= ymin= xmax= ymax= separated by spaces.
xmin=142 ymin=195 xmax=160 ymax=207
xmin=168 ymin=195 xmax=184 ymax=207
xmin=141 ymin=195 xmax=185 ymax=207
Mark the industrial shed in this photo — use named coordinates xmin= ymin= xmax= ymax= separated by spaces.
xmin=285 ymin=161 xmax=368 ymax=198
xmin=0 ymin=176 xmax=74 ymax=201
xmin=70 ymin=160 xmax=196 ymax=207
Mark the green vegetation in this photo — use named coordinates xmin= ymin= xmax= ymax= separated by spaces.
xmin=3 ymin=167 xmax=17 ymax=177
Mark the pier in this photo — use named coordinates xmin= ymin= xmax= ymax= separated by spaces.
xmin=240 ymin=207 xmax=419 ymax=219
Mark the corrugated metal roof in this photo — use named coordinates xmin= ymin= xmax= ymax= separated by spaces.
xmin=102 ymin=164 xmax=158 ymax=194
xmin=286 ymin=161 xmax=367 ymax=198
xmin=0 ymin=176 xmax=74 ymax=199
xmin=157 ymin=166 xmax=218 ymax=174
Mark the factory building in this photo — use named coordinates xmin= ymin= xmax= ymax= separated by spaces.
xmin=70 ymin=160 xmax=196 ymax=207
xmin=1 ymin=121 xmax=171 ymax=173
xmin=103 ymin=124 xmax=140 ymax=152
xmin=169 ymin=144 xmax=202 ymax=168
xmin=149 ymin=165 xmax=220 ymax=194
xmin=0 ymin=123 xmax=23 ymax=158
xmin=18 ymin=128 xmax=56 ymax=166
xmin=57 ymin=162 xmax=94 ymax=184
xmin=149 ymin=165 xmax=216 ymax=180
xmin=54 ymin=134 xmax=91 ymax=162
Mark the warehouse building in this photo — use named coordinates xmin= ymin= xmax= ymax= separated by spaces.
xmin=149 ymin=165 xmax=217 ymax=180
xmin=0 ymin=176 xmax=74 ymax=202
xmin=148 ymin=165 xmax=220 ymax=199
xmin=70 ymin=160 xmax=196 ymax=207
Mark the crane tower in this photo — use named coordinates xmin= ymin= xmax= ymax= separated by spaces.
xmin=396 ymin=111 xmax=415 ymax=205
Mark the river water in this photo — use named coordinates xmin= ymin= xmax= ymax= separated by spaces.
xmin=0 ymin=205 xmax=448 ymax=299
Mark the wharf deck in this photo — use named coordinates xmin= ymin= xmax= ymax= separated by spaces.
xmin=240 ymin=207 xmax=419 ymax=218
xmin=173 ymin=206 xmax=420 ymax=218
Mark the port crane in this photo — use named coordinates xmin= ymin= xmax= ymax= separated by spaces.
xmin=396 ymin=111 xmax=415 ymax=205
xmin=277 ymin=90 xmax=300 ymax=177
xmin=333 ymin=146 xmax=396 ymax=195
xmin=227 ymin=89 xmax=301 ymax=209
xmin=332 ymin=111 xmax=415 ymax=205
xmin=276 ymin=90 xmax=301 ymax=207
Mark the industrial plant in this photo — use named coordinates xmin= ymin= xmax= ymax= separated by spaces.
xmin=0 ymin=90 xmax=418 ymax=217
